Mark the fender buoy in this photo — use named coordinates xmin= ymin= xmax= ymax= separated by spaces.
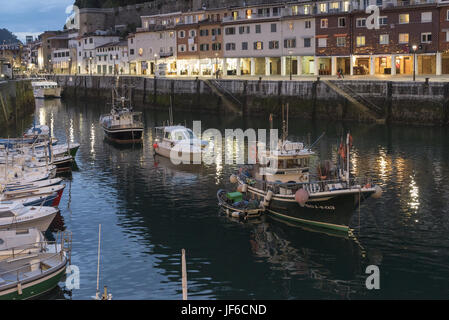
xmin=295 ymin=188 xmax=309 ymax=207
xmin=372 ymin=185 xmax=382 ymax=199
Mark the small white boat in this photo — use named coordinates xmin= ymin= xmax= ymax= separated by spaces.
xmin=0 ymin=228 xmax=45 ymax=257
xmin=0 ymin=205 xmax=58 ymax=231
xmin=153 ymin=126 xmax=210 ymax=164
xmin=0 ymin=229 xmax=70 ymax=300
xmin=31 ymin=81 xmax=61 ymax=99
xmin=1 ymin=178 xmax=62 ymax=192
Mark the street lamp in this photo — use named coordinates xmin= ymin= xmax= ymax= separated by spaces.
xmin=68 ymin=58 xmax=72 ymax=75
xmin=49 ymin=59 xmax=52 ymax=74
xmin=154 ymin=53 xmax=158 ymax=77
xmin=412 ymin=44 xmax=417 ymax=82
xmin=89 ymin=56 xmax=93 ymax=76
xmin=288 ymin=50 xmax=293 ymax=81
xmin=215 ymin=52 xmax=219 ymax=79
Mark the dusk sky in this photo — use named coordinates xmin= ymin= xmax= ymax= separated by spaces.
xmin=1 ymin=0 xmax=74 ymax=42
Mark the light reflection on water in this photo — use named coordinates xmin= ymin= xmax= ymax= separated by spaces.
xmin=2 ymin=98 xmax=449 ymax=300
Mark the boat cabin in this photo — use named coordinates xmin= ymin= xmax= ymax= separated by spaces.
xmin=155 ymin=126 xmax=197 ymax=143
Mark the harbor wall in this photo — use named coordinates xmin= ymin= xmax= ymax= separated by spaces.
xmin=0 ymin=80 xmax=35 ymax=129
xmin=50 ymin=75 xmax=449 ymax=125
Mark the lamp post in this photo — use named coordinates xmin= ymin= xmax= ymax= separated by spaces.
xmin=412 ymin=44 xmax=417 ymax=82
xmin=215 ymin=52 xmax=219 ymax=79
xmin=68 ymin=58 xmax=72 ymax=75
xmin=288 ymin=50 xmax=293 ymax=81
xmin=154 ymin=53 xmax=158 ymax=77
xmin=89 ymin=56 xmax=93 ymax=76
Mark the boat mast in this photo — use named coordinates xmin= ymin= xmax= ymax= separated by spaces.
xmin=346 ymin=133 xmax=350 ymax=186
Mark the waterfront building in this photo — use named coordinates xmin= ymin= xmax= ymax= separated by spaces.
xmin=315 ymin=0 xmax=440 ymax=76
xmin=95 ymin=41 xmax=129 ymax=75
xmin=49 ymin=31 xmax=78 ymax=74
xmin=128 ymin=13 xmax=178 ymax=76
xmin=76 ymin=33 xmax=120 ymax=75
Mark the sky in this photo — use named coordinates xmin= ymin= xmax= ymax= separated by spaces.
xmin=0 ymin=0 xmax=74 ymax=42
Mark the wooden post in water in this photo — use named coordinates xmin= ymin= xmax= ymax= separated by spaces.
xmin=181 ymin=249 xmax=187 ymax=300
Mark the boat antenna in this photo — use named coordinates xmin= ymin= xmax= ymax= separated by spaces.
xmin=308 ymin=132 xmax=326 ymax=149
xmin=95 ymin=224 xmax=101 ymax=300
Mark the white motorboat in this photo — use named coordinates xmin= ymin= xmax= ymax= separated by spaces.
xmin=0 ymin=205 xmax=58 ymax=231
xmin=153 ymin=126 xmax=210 ymax=164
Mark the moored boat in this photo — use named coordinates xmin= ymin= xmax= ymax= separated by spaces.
xmin=0 ymin=205 xmax=59 ymax=231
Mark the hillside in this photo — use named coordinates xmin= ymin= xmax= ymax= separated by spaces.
xmin=74 ymin=0 xmax=155 ymax=8
xmin=0 ymin=28 xmax=20 ymax=44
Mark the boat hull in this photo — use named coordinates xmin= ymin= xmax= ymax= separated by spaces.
xmin=0 ymin=211 xmax=57 ymax=232
xmin=248 ymin=187 xmax=375 ymax=232
xmin=102 ymin=127 xmax=143 ymax=144
xmin=0 ymin=260 xmax=66 ymax=300
xmin=154 ymin=146 xmax=203 ymax=164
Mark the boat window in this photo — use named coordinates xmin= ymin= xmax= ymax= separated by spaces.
xmin=185 ymin=129 xmax=195 ymax=140
xmin=174 ymin=131 xmax=186 ymax=141
xmin=0 ymin=211 xmax=14 ymax=218
xmin=165 ymin=132 xmax=171 ymax=139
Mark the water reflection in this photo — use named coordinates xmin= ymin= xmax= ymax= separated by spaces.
xmin=2 ymin=98 xmax=449 ymax=299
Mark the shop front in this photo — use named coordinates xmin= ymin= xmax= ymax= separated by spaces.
xmin=301 ymin=56 xmax=315 ymax=75
xmin=375 ymin=56 xmax=392 ymax=75
xmin=353 ymin=56 xmax=370 ymax=75
xmin=418 ymin=54 xmax=436 ymax=75
xmin=393 ymin=55 xmax=412 ymax=75
xmin=240 ymin=58 xmax=251 ymax=75
xmin=317 ymin=57 xmax=331 ymax=75
xmin=336 ymin=57 xmax=350 ymax=75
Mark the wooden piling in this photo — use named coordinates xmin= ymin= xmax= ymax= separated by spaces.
xmin=181 ymin=249 xmax=187 ymax=300
xmin=385 ymin=81 xmax=393 ymax=124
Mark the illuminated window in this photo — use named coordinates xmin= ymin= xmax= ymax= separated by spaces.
xmin=292 ymin=5 xmax=299 ymax=15
xmin=321 ymin=19 xmax=328 ymax=28
xmin=379 ymin=34 xmax=389 ymax=45
xmin=254 ymin=41 xmax=263 ymax=50
xmin=320 ymin=3 xmax=328 ymax=13
xmin=356 ymin=36 xmax=365 ymax=47
xmin=398 ymin=33 xmax=409 ymax=44
xmin=304 ymin=5 xmax=311 ymax=15
xmin=399 ymin=14 xmax=409 ymax=24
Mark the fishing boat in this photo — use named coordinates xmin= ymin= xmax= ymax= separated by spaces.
xmin=99 ymin=79 xmax=143 ymax=144
xmin=217 ymin=189 xmax=263 ymax=219
xmin=0 ymin=229 xmax=44 ymax=257
xmin=230 ymin=108 xmax=382 ymax=233
xmin=0 ymin=184 xmax=65 ymax=208
xmin=153 ymin=126 xmax=210 ymax=163
xmin=0 ymin=205 xmax=59 ymax=231
xmin=1 ymin=178 xmax=62 ymax=192
xmin=31 ymin=80 xmax=61 ymax=99
xmin=0 ymin=230 xmax=71 ymax=300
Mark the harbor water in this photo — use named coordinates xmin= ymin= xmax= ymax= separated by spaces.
xmin=2 ymin=98 xmax=449 ymax=299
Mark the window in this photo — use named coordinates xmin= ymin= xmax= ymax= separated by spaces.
xmin=399 ymin=14 xmax=409 ymax=24
xmin=378 ymin=16 xmax=387 ymax=26
xmin=239 ymin=26 xmax=250 ymax=34
xmin=189 ymin=30 xmax=196 ymax=37
xmin=189 ymin=44 xmax=197 ymax=52
xmin=200 ymin=44 xmax=209 ymax=51
xmin=304 ymin=38 xmax=311 ymax=48
xmin=242 ymin=42 xmax=248 ymax=50
xmin=336 ymin=37 xmax=346 ymax=47
xmin=89 ymin=38 xmax=93 ymax=43
xmin=321 ymin=19 xmax=328 ymax=28
xmin=338 ymin=17 xmax=346 ymax=27
xmin=379 ymin=34 xmax=389 ymax=45
xmin=225 ymin=43 xmax=236 ymax=51
xmin=254 ymin=41 xmax=263 ymax=50
xmin=225 ymin=27 xmax=235 ymax=35
xmin=271 ymin=24 xmax=277 ymax=32
xmin=447 ymin=10 xmax=449 ymax=21
xmin=178 ymin=44 xmax=186 ymax=52
xmin=305 ymin=20 xmax=311 ymax=29
xmin=284 ymin=38 xmax=296 ymax=48
xmin=343 ymin=1 xmax=350 ymax=12
xmin=356 ymin=36 xmax=365 ymax=47
xmin=269 ymin=41 xmax=279 ymax=49
xmin=246 ymin=9 xmax=252 ymax=19
xmin=421 ymin=33 xmax=432 ymax=43
xmin=304 ymin=5 xmax=311 ymax=15
xmin=399 ymin=33 xmax=409 ymax=44
xmin=212 ymin=43 xmax=221 ymax=51
xmin=330 ymin=2 xmax=340 ymax=11
xmin=179 ymin=30 xmax=185 ymax=38
xmin=320 ymin=3 xmax=328 ymax=13
xmin=199 ymin=29 xmax=209 ymax=36
xmin=421 ymin=12 xmax=432 ymax=23
xmin=212 ymin=28 xmax=221 ymax=36
xmin=356 ymin=18 xmax=366 ymax=27
xmin=255 ymin=25 xmax=261 ymax=33
xmin=318 ymin=38 xmax=327 ymax=48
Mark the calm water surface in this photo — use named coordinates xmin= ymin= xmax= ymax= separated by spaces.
xmin=2 ymin=98 xmax=449 ymax=299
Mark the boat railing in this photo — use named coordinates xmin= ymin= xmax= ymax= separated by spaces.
xmin=239 ymin=173 xmax=377 ymax=194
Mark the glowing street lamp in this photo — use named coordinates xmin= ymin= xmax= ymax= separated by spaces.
xmin=154 ymin=53 xmax=158 ymax=77
xmin=412 ymin=44 xmax=417 ymax=82
xmin=288 ymin=50 xmax=293 ymax=81
xmin=89 ymin=56 xmax=93 ymax=76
